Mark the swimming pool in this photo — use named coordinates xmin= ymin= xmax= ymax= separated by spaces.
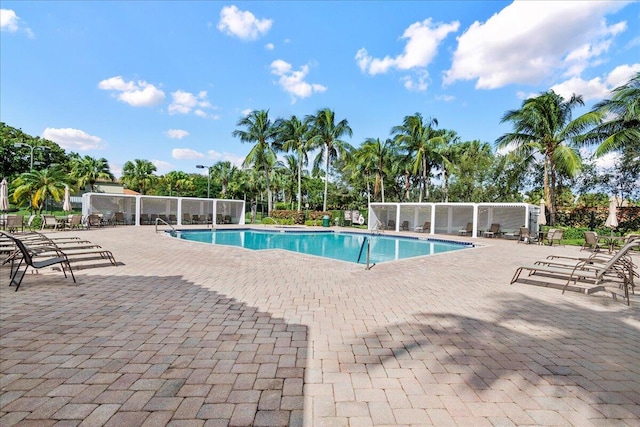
xmin=171 ymin=229 xmax=473 ymax=264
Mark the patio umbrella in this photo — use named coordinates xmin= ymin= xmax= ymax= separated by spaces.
xmin=538 ymin=198 xmax=546 ymax=227
xmin=605 ymin=195 xmax=618 ymax=235
xmin=63 ymin=185 xmax=72 ymax=212
xmin=0 ymin=178 xmax=9 ymax=212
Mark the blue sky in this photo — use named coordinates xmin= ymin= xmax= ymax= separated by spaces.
xmin=1 ymin=1 xmax=639 ymax=178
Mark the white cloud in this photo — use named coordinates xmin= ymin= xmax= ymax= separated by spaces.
xmin=402 ymin=71 xmax=429 ymax=92
xmin=208 ymin=150 xmax=245 ymax=167
xmin=444 ymin=1 xmax=629 ymax=89
xmin=98 ymin=76 xmax=165 ymax=107
xmin=355 ymin=18 xmax=459 ymax=91
xmin=265 ymin=43 xmax=274 ymax=50
xmin=109 ymin=162 xmax=123 ymax=179
xmin=435 ymin=94 xmax=455 ymax=102
xmin=172 ymin=148 xmax=204 ymax=160
xmin=217 ymin=5 xmax=272 ymax=40
xmin=270 ymin=59 xmax=327 ymax=102
xmin=1 ymin=9 xmax=34 ymax=37
xmin=168 ymin=90 xmax=213 ymax=117
xmin=1 ymin=9 xmax=19 ymax=31
xmin=166 ymin=129 xmax=190 ymax=139
xmin=42 ymin=127 xmax=106 ymax=151
xmin=241 ymin=108 xmax=252 ymax=116
xmin=550 ymin=63 xmax=640 ymax=100
xmin=152 ymin=160 xmax=173 ymax=173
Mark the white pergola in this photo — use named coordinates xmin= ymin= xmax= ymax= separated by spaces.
xmin=82 ymin=193 xmax=246 ymax=226
xmin=368 ymin=202 xmax=540 ymax=238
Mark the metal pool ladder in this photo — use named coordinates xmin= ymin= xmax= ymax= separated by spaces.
xmin=357 ymin=236 xmax=375 ymax=270
xmin=154 ymin=217 xmax=175 ymax=233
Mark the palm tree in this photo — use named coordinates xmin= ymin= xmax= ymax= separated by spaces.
xmin=437 ymin=130 xmax=461 ymax=202
xmin=496 ymin=90 xmax=599 ymax=225
xmin=211 ymin=161 xmax=238 ymax=198
xmin=122 ymin=159 xmax=157 ymax=195
xmin=582 ymin=72 xmax=640 ymax=157
xmin=275 ymin=115 xmax=312 ymax=211
xmin=233 ymin=110 xmax=279 ymax=214
xmin=392 ymin=113 xmax=441 ymax=202
xmin=356 ymin=137 xmax=393 ymax=202
xmin=13 ymin=167 xmax=68 ymax=212
xmin=70 ymin=155 xmax=114 ymax=192
xmin=307 ymin=108 xmax=353 ymax=211
xmin=163 ymin=171 xmax=194 ymax=196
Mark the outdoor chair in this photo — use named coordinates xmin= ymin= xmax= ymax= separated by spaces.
xmin=87 ymin=214 xmax=104 ymax=228
xmin=581 ymin=231 xmax=605 ymax=252
xmin=140 ymin=213 xmax=150 ymax=225
xmin=544 ymin=229 xmax=564 ymax=246
xmin=458 ymin=222 xmax=473 ymax=236
xmin=216 ymin=213 xmax=224 ymax=224
xmin=386 ymin=219 xmax=396 ymax=230
xmin=182 ymin=213 xmax=192 ymax=224
xmin=5 ymin=215 xmax=24 ymax=233
xmin=483 ymin=223 xmax=501 ymax=238
xmin=415 ymin=221 xmax=430 ymax=233
xmin=64 ymin=214 xmax=83 ymax=231
xmin=401 ymin=220 xmax=409 ymax=231
xmin=169 ymin=214 xmax=177 ymax=224
xmin=516 ymin=227 xmax=534 ymax=244
xmin=1 ymin=231 xmax=76 ymax=292
xmin=511 ymin=240 xmax=640 ymax=305
xmin=41 ymin=215 xmax=62 ymax=231
xmin=112 ymin=212 xmax=126 ymax=226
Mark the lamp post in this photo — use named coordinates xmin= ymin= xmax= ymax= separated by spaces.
xmin=14 ymin=142 xmax=50 ymax=170
xmin=196 ymin=164 xmax=212 ymax=198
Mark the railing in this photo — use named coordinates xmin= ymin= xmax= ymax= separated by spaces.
xmin=357 ymin=236 xmax=375 ymax=270
xmin=154 ymin=217 xmax=175 ymax=233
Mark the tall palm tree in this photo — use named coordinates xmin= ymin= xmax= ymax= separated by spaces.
xmin=233 ymin=110 xmax=279 ymax=214
xmin=13 ymin=167 xmax=68 ymax=212
xmin=582 ymin=72 xmax=640 ymax=157
xmin=357 ymin=137 xmax=393 ymax=202
xmin=307 ymin=108 xmax=353 ymax=211
xmin=122 ymin=159 xmax=157 ymax=195
xmin=275 ymin=115 xmax=312 ymax=211
xmin=496 ymin=90 xmax=599 ymax=225
xmin=211 ymin=161 xmax=238 ymax=198
xmin=437 ymin=130 xmax=461 ymax=202
xmin=392 ymin=113 xmax=441 ymax=202
xmin=70 ymin=155 xmax=114 ymax=192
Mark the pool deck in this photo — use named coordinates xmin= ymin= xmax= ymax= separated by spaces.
xmin=1 ymin=225 xmax=639 ymax=426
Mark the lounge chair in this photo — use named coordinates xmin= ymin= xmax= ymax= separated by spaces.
xmin=223 ymin=215 xmax=231 ymax=224
xmin=386 ymin=219 xmax=396 ymax=230
xmin=511 ymin=239 xmax=640 ymax=305
xmin=483 ymin=223 xmax=501 ymax=238
xmin=581 ymin=231 xmax=605 ymax=252
xmin=216 ymin=213 xmax=224 ymax=224
xmin=87 ymin=214 xmax=104 ymax=228
xmin=182 ymin=213 xmax=192 ymax=224
xmin=1 ymin=231 xmax=76 ymax=291
xmin=415 ymin=221 xmax=431 ymax=233
xmin=17 ymin=232 xmax=118 ymax=267
xmin=458 ymin=222 xmax=473 ymax=236
xmin=140 ymin=213 xmax=150 ymax=225
xmin=400 ymin=220 xmax=409 ymax=231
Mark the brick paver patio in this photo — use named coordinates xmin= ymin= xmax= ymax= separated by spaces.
xmin=1 ymin=226 xmax=639 ymax=426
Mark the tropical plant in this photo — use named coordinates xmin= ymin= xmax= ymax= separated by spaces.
xmin=275 ymin=115 xmax=312 ymax=211
xmin=307 ymin=108 xmax=353 ymax=211
xmin=233 ymin=110 xmax=279 ymax=214
xmin=355 ymin=137 xmax=393 ymax=202
xmin=162 ymin=171 xmax=195 ymax=196
xmin=496 ymin=90 xmax=600 ymax=225
xmin=211 ymin=161 xmax=238 ymax=198
xmin=13 ymin=167 xmax=69 ymax=212
xmin=122 ymin=159 xmax=157 ymax=195
xmin=392 ymin=113 xmax=441 ymax=202
xmin=582 ymin=72 xmax=640 ymax=157
xmin=70 ymin=155 xmax=114 ymax=191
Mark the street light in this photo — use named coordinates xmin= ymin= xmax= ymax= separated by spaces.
xmin=14 ymin=142 xmax=50 ymax=170
xmin=196 ymin=164 xmax=212 ymax=198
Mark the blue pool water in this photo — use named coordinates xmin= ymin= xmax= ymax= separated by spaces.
xmin=171 ymin=229 xmax=473 ymax=264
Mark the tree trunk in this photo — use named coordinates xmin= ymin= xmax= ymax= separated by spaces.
xmin=543 ymin=155 xmax=552 ymax=225
xmin=323 ymin=146 xmax=329 ymax=212
xmin=297 ymin=152 xmax=302 ymax=211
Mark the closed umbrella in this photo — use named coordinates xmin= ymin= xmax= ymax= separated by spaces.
xmin=0 ymin=178 xmax=9 ymax=212
xmin=538 ymin=198 xmax=546 ymax=227
xmin=605 ymin=196 xmax=618 ymax=231
xmin=63 ymin=185 xmax=72 ymax=212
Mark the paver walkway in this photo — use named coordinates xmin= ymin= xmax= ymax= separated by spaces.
xmin=1 ymin=226 xmax=639 ymax=426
